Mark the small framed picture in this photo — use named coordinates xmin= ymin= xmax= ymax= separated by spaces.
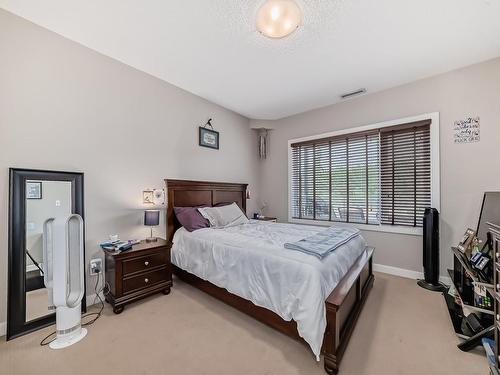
xmin=26 ymin=181 xmax=42 ymax=199
xmin=199 ymin=127 xmax=219 ymax=150
xmin=152 ymin=189 xmax=165 ymax=205
xmin=457 ymin=228 xmax=476 ymax=254
xmin=143 ymin=190 xmax=154 ymax=204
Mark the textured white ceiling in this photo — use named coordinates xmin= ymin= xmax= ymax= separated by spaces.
xmin=1 ymin=0 xmax=500 ymax=119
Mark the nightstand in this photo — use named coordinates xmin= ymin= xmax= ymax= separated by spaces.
xmin=104 ymin=238 xmax=172 ymax=314
xmin=254 ymin=216 xmax=277 ymax=223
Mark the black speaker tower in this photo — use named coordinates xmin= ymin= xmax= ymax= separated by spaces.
xmin=417 ymin=207 xmax=446 ymax=292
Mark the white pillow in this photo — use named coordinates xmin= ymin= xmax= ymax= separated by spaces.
xmin=198 ymin=203 xmax=249 ymax=228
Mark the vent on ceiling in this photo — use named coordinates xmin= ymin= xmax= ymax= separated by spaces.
xmin=340 ymin=88 xmax=367 ymax=100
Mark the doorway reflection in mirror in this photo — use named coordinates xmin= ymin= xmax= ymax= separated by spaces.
xmin=25 ymin=180 xmax=72 ymax=322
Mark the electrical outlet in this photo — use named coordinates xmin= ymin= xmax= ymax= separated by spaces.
xmin=90 ymin=258 xmax=103 ymax=275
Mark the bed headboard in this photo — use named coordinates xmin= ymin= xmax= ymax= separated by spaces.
xmin=165 ymin=179 xmax=248 ymax=242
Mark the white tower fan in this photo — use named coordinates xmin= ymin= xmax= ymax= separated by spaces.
xmin=43 ymin=214 xmax=87 ymax=349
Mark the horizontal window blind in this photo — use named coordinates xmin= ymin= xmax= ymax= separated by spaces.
xmin=291 ymin=120 xmax=432 ymax=228
xmin=380 ymin=121 xmax=431 ymax=227
xmin=291 ymin=130 xmax=380 ymax=225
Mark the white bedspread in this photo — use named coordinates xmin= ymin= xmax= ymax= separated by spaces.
xmin=171 ymin=220 xmax=366 ymax=359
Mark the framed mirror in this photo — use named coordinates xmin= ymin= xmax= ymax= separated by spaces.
xmin=7 ymin=168 xmax=86 ymax=340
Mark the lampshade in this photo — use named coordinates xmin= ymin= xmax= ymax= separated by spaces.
xmin=256 ymin=0 xmax=301 ymax=39
xmin=144 ymin=210 xmax=160 ymax=226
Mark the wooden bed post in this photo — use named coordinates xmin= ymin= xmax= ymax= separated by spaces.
xmin=323 ymin=304 xmax=340 ymax=374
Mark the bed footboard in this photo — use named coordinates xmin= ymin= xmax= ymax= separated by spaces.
xmin=322 ymin=247 xmax=374 ymax=374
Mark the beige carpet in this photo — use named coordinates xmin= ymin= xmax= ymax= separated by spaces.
xmin=0 ymin=273 xmax=487 ymax=375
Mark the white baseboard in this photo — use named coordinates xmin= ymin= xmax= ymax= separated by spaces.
xmin=0 ymin=321 xmax=6 ymax=337
xmin=373 ymin=263 xmax=451 ymax=285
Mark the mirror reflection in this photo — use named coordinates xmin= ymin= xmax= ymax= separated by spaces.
xmin=25 ymin=180 xmax=72 ymax=322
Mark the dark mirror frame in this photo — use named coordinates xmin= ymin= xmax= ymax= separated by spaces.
xmin=7 ymin=168 xmax=86 ymax=340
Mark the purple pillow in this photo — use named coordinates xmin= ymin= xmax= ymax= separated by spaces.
xmin=174 ymin=206 xmax=210 ymax=232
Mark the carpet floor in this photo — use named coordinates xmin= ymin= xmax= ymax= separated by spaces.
xmin=0 ymin=272 xmax=488 ymax=375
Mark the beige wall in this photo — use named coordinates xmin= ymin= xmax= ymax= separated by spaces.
xmin=2 ymin=6 xmax=500 ymax=330
xmin=0 ymin=10 xmax=260 ymax=325
xmin=251 ymin=57 xmax=500 ymax=277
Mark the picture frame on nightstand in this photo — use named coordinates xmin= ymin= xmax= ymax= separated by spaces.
xmin=457 ymin=228 xmax=476 ymax=255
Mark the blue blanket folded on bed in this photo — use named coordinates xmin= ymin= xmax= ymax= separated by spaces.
xmin=284 ymin=226 xmax=360 ymax=260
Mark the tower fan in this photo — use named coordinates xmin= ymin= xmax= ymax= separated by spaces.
xmin=417 ymin=208 xmax=446 ymax=292
xmin=43 ymin=214 xmax=87 ymax=349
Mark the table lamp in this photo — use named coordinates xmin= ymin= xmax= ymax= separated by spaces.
xmin=144 ymin=209 xmax=160 ymax=242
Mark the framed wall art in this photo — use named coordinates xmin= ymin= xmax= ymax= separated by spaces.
xmin=143 ymin=190 xmax=154 ymax=204
xmin=152 ymin=189 xmax=165 ymax=205
xmin=199 ymin=118 xmax=219 ymax=150
xmin=26 ymin=181 xmax=42 ymax=199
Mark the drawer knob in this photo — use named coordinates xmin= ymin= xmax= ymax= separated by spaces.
xmin=144 ymin=278 xmax=149 ymax=283
xmin=144 ymin=261 xmax=149 ymax=266
xmin=497 ymin=314 xmax=500 ymax=321
xmin=497 ymin=252 xmax=500 ymax=259
xmin=497 ymin=284 xmax=500 ymax=290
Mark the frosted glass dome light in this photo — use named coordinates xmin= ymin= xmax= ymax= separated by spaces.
xmin=256 ymin=0 xmax=301 ymax=39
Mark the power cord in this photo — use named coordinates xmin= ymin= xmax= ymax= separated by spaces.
xmin=40 ymin=271 xmax=110 ymax=346
xmin=40 ymin=330 xmax=56 ymax=346
xmin=82 ymin=272 xmax=109 ymax=326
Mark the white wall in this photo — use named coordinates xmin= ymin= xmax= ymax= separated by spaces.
xmin=251 ymin=57 xmax=500 ymax=278
xmin=0 ymin=10 xmax=261 ymax=325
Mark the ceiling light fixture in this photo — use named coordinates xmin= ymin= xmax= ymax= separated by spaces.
xmin=256 ymin=0 xmax=301 ymax=39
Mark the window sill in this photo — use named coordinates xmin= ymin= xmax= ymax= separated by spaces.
xmin=288 ymin=218 xmax=423 ymax=236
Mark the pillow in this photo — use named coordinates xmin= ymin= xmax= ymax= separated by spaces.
xmin=198 ymin=203 xmax=249 ymax=228
xmin=174 ymin=206 xmax=210 ymax=232
xmin=213 ymin=202 xmax=232 ymax=207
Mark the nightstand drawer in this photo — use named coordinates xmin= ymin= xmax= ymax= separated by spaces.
xmin=123 ymin=268 xmax=168 ymax=295
xmin=122 ymin=252 xmax=166 ymax=276
xmin=104 ymin=239 xmax=172 ymax=314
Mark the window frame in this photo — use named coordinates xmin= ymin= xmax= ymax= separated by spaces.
xmin=287 ymin=112 xmax=440 ymax=236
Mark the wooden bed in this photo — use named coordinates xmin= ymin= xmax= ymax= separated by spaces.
xmin=165 ymin=179 xmax=374 ymax=374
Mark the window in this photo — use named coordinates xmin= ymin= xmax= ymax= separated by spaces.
xmin=290 ymin=119 xmax=433 ymax=228
xmin=380 ymin=122 xmax=431 ymax=226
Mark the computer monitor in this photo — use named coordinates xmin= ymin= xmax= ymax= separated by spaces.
xmin=476 ymin=192 xmax=500 ymax=248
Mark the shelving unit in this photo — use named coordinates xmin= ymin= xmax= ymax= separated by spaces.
xmin=447 ymin=269 xmax=494 ymax=316
xmin=489 ymin=222 xmax=500 ymax=372
xmin=443 ymin=247 xmax=494 ymax=340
